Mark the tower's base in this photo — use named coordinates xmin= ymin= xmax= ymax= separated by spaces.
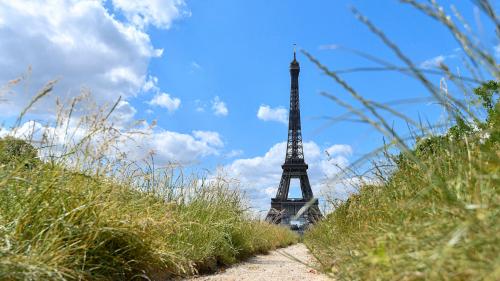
xmin=265 ymin=198 xmax=322 ymax=227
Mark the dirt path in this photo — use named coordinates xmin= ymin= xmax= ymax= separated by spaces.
xmin=186 ymin=243 xmax=331 ymax=281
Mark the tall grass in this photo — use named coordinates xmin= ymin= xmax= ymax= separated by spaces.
xmin=305 ymin=108 xmax=499 ymax=279
xmin=304 ymin=1 xmax=499 ymax=280
xmin=0 ymin=86 xmax=297 ymax=280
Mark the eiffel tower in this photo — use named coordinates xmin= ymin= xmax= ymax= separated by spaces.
xmin=266 ymin=50 xmax=322 ymax=226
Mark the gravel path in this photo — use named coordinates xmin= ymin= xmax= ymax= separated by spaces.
xmin=186 ymin=243 xmax=331 ymax=281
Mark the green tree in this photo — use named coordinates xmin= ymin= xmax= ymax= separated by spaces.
xmin=0 ymin=137 xmax=40 ymax=168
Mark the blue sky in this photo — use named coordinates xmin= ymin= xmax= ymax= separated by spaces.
xmin=0 ymin=0 xmax=498 ymax=212
xmin=139 ymin=0 xmax=490 ymax=158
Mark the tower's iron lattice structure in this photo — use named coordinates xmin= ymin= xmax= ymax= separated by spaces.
xmin=266 ymin=51 xmax=322 ymax=226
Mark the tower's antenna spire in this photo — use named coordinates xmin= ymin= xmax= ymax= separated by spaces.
xmin=293 ymin=43 xmax=296 ymax=60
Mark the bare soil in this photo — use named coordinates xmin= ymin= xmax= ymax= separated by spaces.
xmin=186 ymin=243 xmax=331 ymax=281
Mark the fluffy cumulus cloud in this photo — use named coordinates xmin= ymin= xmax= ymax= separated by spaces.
xmin=0 ymin=0 xmax=229 ymax=167
xmin=144 ymin=75 xmax=181 ymax=113
xmin=224 ymin=141 xmax=353 ymax=211
xmin=125 ymin=129 xmax=223 ymax=164
xmin=324 ymin=144 xmax=352 ymax=168
xmin=111 ymin=0 xmax=188 ymax=30
xmin=0 ymin=0 xmax=184 ymax=116
xmin=192 ymin=130 xmax=224 ymax=147
xmin=112 ymin=100 xmax=138 ymax=125
xmin=149 ymin=93 xmax=181 ymax=112
xmin=1 ymin=119 xmax=223 ymax=165
xmin=0 ymin=1 xmax=225 ymax=165
xmin=257 ymin=105 xmax=288 ymax=125
xmin=211 ymin=96 xmax=228 ymax=116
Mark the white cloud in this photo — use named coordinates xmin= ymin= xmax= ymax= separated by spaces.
xmin=224 ymin=141 xmax=353 ymax=211
xmin=1 ymin=118 xmax=114 ymax=161
xmin=320 ymin=144 xmax=353 ymax=178
xmin=143 ymin=75 xmax=181 ymax=113
xmin=257 ymin=105 xmax=288 ymax=125
xmin=142 ymin=75 xmax=158 ymax=92
xmin=192 ymin=130 xmax=223 ymax=147
xmin=148 ymin=93 xmax=181 ymax=112
xmin=318 ymin=44 xmax=340 ymax=50
xmin=494 ymin=44 xmax=500 ymax=59
xmin=419 ymin=51 xmax=460 ymax=70
xmin=112 ymin=100 xmax=138 ymax=125
xmin=211 ymin=96 xmax=228 ymax=116
xmin=420 ymin=55 xmax=446 ymax=69
xmin=2 ymin=119 xmax=223 ymax=166
xmin=325 ymin=144 xmax=352 ymax=157
xmin=225 ymin=149 xmax=244 ymax=158
xmin=119 ymin=129 xmax=223 ymax=165
xmin=0 ymin=1 xmax=232 ymax=172
xmin=0 ymin=0 xmax=183 ymax=116
xmin=106 ymin=66 xmax=143 ymax=87
xmin=420 ymin=48 xmax=471 ymax=70
xmin=111 ymin=0 xmax=188 ymax=30
xmin=190 ymin=61 xmax=202 ymax=72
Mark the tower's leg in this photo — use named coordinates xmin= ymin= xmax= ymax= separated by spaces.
xmin=275 ymin=172 xmax=291 ymax=200
xmin=265 ymin=207 xmax=285 ymax=224
xmin=266 ymin=172 xmax=291 ymax=223
xmin=299 ymin=174 xmax=314 ymax=199
xmin=306 ymin=204 xmax=323 ymax=224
